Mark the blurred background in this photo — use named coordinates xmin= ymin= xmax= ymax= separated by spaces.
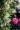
xmin=0 ymin=0 xmax=20 ymax=30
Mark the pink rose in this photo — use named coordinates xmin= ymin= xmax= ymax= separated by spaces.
xmin=12 ymin=18 xmax=18 ymax=24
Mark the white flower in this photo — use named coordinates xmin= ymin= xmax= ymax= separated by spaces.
xmin=1 ymin=24 xmax=4 ymax=28
xmin=16 ymin=4 xmax=20 ymax=9
xmin=3 ymin=13 xmax=10 ymax=19
xmin=9 ymin=0 xmax=13 ymax=4
xmin=5 ymin=2 xmax=7 ymax=5
xmin=18 ymin=0 xmax=20 ymax=2
xmin=7 ymin=4 xmax=10 ymax=10
xmin=11 ymin=0 xmax=13 ymax=2
xmin=5 ymin=3 xmax=10 ymax=10
xmin=5 ymin=1 xmax=10 ymax=10
xmin=6 ymin=13 xmax=10 ymax=17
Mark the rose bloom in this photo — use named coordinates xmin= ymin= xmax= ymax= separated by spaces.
xmin=12 ymin=18 xmax=18 ymax=24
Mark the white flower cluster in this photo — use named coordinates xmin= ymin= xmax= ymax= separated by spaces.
xmin=18 ymin=0 xmax=20 ymax=3
xmin=15 ymin=0 xmax=20 ymax=3
xmin=3 ymin=12 xmax=10 ymax=20
xmin=5 ymin=13 xmax=10 ymax=18
xmin=5 ymin=2 xmax=10 ymax=10
xmin=4 ymin=0 xmax=14 ymax=10
xmin=16 ymin=4 xmax=20 ymax=9
xmin=8 ymin=0 xmax=13 ymax=4
xmin=11 ymin=0 xmax=13 ymax=2
xmin=7 ymin=4 xmax=10 ymax=10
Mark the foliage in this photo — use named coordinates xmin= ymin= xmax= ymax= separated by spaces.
xmin=0 ymin=0 xmax=17 ymax=30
